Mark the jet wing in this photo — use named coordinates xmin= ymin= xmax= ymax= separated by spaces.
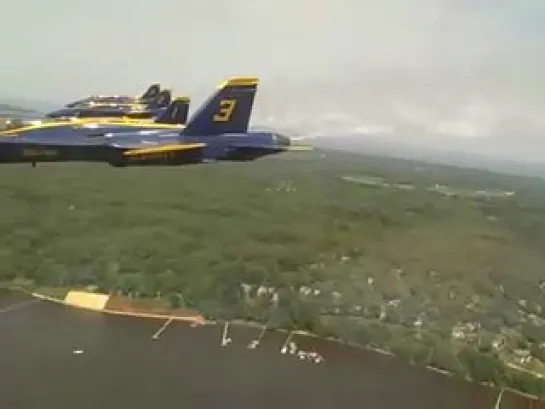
xmin=112 ymin=141 xmax=207 ymax=165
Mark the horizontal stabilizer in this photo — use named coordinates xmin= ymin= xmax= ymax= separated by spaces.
xmin=122 ymin=143 xmax=206 ymax=157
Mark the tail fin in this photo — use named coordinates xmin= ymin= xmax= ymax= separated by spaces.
xmin=154 ymin=97 xmax=191 ymax=124
xmin=182 ymin=77 xmax=258 ymax=136
xmin=141 ymin=83 xmax=160 ymax=100
xmin=147 ymin=89 xmax=172 ymax=108
xmin=66 ymin=98 xmax=88 ymax=108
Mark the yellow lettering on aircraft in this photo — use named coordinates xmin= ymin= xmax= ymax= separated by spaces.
xmin=212 ymin=99 xmax=237 ymax=122
xmin=22 ymin=148 xmax=59 ymax=158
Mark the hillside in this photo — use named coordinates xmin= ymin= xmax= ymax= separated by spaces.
xmin=0 ymin=97 xmax=56 ymax=114
xmin=0 ymin=102 xmax=42 ymax=113
xmin=1 ymin=150 xmax=545 ymax=396
xmin=0 ymin=102 xmax=43 ymax=124
xmin=313 ymin=135 xmax=545 ymax=180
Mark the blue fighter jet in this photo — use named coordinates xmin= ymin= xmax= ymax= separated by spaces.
xmin=0 ymin=77 xmax=312 ymax=168
xmin=64 ymin=83 xmax=162 ymax=108
xmin=48 ymin=89 xmax=173 ymax=120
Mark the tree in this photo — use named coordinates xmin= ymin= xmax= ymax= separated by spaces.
xmin=168 ymin=293 xmax=185 ymax=309
xmin=530 ymin=344 xmax=545 ymax=363
xmin=509 ymin=371 xmax=545 ymax=398
xmin=477 ymin=333 xmax=496 ymax=354
xmin=522 ymin=323 xmax=545 ymax=344
xmin=458 ymin=347 xmax=508 ymax=386
xmin=366 ymin=323 xmax=394 ymax=348
xmin=351 ymin=324 xmax=373 ymax=346
xmin=428 ymin=344 xmax=463 ymax=375
xmin=384 ymin=308 xmax=404 ymax=325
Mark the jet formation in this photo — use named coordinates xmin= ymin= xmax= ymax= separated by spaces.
xmin=0 ymin=77 xmax=311 ymax=167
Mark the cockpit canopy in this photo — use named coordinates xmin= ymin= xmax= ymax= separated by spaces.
xmin=66 ymin=96 xmax=135 ymax=108
xmin=46 ymin=106 xmax=154 ymax=120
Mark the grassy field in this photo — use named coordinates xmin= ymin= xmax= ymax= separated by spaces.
xmin=1 ymin=149 xmax=545 ymax=396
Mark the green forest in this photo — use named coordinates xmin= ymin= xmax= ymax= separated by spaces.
xmin=2 ymin=149 xmax=545 ymax=397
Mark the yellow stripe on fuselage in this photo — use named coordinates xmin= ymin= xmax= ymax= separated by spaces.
xmin=123 ymin=143 xmax=206 ymax=157
xmin=64 ymin=117 xmax=156 ymax=125
xmin=69 ymin=117 xmax=138 ymax=122
xmin=0 ymin=119 xmax=185 ymax=136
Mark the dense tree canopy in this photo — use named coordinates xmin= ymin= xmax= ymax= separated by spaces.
xmin=2 ymin=150 xmax=545 ymax=397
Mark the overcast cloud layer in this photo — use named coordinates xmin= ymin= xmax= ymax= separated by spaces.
xmin=1 ymin=0 xmax=544 ymax=161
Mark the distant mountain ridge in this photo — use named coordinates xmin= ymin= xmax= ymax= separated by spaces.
xmin=0 ymin=98 xmax=52 ymax=120
xmin=0 ymin=98 xmax=57 ymax=115
xmin=0 ymin=103 xmax=38 ymax=113
xmin=313 ymin=135 xmax=545 ymax=180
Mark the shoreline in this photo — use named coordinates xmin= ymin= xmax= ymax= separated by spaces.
xmin=26 ymin=287 xmax=208 ymax=325
xmin=1 ymin=284 xmax=543 ymax=403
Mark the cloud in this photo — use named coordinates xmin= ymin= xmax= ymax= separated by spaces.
xmin=1 ymin=0 xmax=543 ymax=160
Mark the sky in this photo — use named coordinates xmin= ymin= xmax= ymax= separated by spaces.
xmin=1 ymin=0 xmax=544 ymax=161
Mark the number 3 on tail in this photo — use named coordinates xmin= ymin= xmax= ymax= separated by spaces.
xmin=213 ymin=99 xmax=237 ymax=122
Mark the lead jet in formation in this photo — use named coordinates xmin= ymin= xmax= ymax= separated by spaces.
xmin=0 ymin=77 xmax=312 ymax=167
xmin=64 ymin=83 xmax=163 ymax=108
xmin=47 ymin=89 xmax=174 ymax=120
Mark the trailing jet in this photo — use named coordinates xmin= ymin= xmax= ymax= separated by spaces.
xmin=0 ymin=77 xmax=312 ymax=167
xmin=47 ymin=89 xmax=173 ymax=120
xmin=64 ymin=83 xmax=162 ymax=108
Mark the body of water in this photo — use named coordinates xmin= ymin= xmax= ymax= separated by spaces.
xmin=0 ymin=290 xmax=529 ymax=408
